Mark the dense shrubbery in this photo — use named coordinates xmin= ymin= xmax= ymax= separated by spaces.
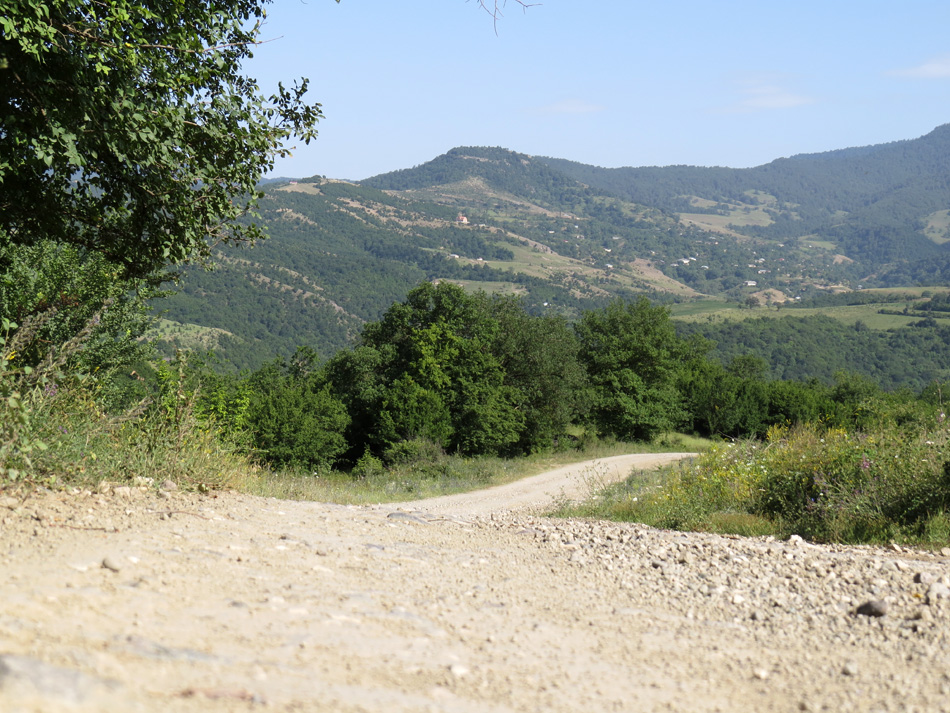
xmin=0 ymin=330 xmax=251 ymax=490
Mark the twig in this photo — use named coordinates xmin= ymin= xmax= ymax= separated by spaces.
xmin=146 ymin=509 xmax=212 ymax=520
xmin=52 ymin=524 xmax=117 ymax=532
xmin=475 ymin=0 xmax=539 ymax=34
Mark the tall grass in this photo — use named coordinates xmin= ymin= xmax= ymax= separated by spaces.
xmin=559 ymin=414 xmax=950 ymax=546
xmin=2 ymin=373 xmax=252 ymax=493
xmin=1 ymin=315 xmax=251 ymax=492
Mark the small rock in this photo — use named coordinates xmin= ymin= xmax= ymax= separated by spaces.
xmin=101 ymin=556 xmax=122 ymax=573
xmin=752 ymin=668 xmax=769 ymax=680
xmin=113 ymin=486 xmax=132 ymax=499
xmin=915 ymin=572 xmax=936 ymax=585
xmin=940 ymin=547 xmax=950 ymax=558
xmin=842 ymin=660 xmax=859 ymax=676
xmin=926 ymin=582 xmax=950 ymax=604
xmin=854 ymin=600 xmax=888 ymax=617
xmin=449 ymin=664 xmax=469 ymax=678
xmin=0 ymin=496 xmax=19 ymax=510
xmin=161 ymin=479 xmax=178 ymax=492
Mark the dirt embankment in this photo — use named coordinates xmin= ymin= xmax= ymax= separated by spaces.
xmin=2 ymin=454 xmax=949 ymax=712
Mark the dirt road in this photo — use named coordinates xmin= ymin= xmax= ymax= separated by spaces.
xmin=2 ymin=454 xmax=949 ymax=712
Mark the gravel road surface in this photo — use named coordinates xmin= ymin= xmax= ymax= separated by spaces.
xmin=1 ymin=454 xmax=949 ymax=712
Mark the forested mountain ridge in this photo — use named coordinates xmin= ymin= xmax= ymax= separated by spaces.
xmin=154 ymin=127 xmax=950 ymax=381
xmin=539 ymin=124 xmax=950 ymax=280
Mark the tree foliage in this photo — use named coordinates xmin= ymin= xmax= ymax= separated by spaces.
xmin=0 ymin=240 xmax=157 ymax=380
xmin=576 ymin=298 xmax=689 ymax=441
xmin=0 ymin=0 xmax=326 ymax=277
xmin=325 ymin=282 xmax=525 ymax=458
xmin=246 ymin=349 xmax=349 ymax=469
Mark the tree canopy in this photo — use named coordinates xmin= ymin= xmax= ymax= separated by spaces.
xmin=0 ymin=0 xmax=326 ymax=278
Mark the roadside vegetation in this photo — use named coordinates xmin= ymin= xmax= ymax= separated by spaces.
xmin=554 ymin=391 xmax=950 ymax=547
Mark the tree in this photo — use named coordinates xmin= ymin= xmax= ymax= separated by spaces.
xmin=246 ymin=351 xmax=349 ymax=469
xmin=576 ymin=297 xmax=687 ymax=442
xmin=325 ymin=282 xmax=524 ymax=458
xmin=489 ymin=295 xmax=588 ymax=452
xmin=1 ymin=1 xmax=327 ymax=278
xmin=0 ymin=240 xmax=157 ymax=374
xmin=477 ymin=0 xmax=536 ymax=33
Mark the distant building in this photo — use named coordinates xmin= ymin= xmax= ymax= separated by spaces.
xmin=456 ymin=213 xmax=469 ymax=225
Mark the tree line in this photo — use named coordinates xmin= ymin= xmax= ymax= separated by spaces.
xmin=173 ymin=281 xmax=946 ymax=473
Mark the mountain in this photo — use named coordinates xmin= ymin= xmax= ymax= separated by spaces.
xmin=539 ymin=124 xmax=950 ymax=276
xmin=152 ymin=128 xmax=950 ymax=370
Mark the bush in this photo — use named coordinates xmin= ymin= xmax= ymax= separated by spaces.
xmin=383 ymin=437 xmax=445 ymax=467
xmin=351 ymin=448 xmax=385 ymax=480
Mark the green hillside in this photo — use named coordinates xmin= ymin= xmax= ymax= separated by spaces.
xmin=153 ymin=128 xmax=950 ymax=384
xmin=540 ymin=124 xmax=950 ymax=280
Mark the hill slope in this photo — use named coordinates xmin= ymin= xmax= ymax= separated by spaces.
xmin=153 ymin=128 xmax=950 ymax=373
xmin=540 ymin=124 xmax=950 ymax=277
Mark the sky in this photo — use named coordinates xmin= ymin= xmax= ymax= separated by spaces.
xmin=247 ymin=1 xmax=950 ymax=181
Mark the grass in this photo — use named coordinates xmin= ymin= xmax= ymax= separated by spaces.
xmin=2 ymin=384 xmax=251 ymax=494
xmin=443 ymin=279 xmax=527 ymax=297
xmin=555 ymin=415 xmax=950 ymax=548
xmin=146 ymin=318 xmax=235 ymax=353
xmin=670 ymin=300 xmax=741 ymax=318
xmin=923 ymin=209 xmax=950 ymax=244
xmin=670 ymin=298 xmax=948 ymax=330
xmin=797 ymin=236 xmax=838 ymax=251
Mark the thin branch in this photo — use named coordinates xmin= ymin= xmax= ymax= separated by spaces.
xmin=475 ymin=0 xmax=539 ymax=35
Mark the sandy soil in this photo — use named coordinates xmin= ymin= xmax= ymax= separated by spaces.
xmin=1 ymin=453 xmax=949 ymax=712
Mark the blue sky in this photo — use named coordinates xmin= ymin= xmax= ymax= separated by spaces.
xmin=248 ymin=1 xmax=950 ymax=180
